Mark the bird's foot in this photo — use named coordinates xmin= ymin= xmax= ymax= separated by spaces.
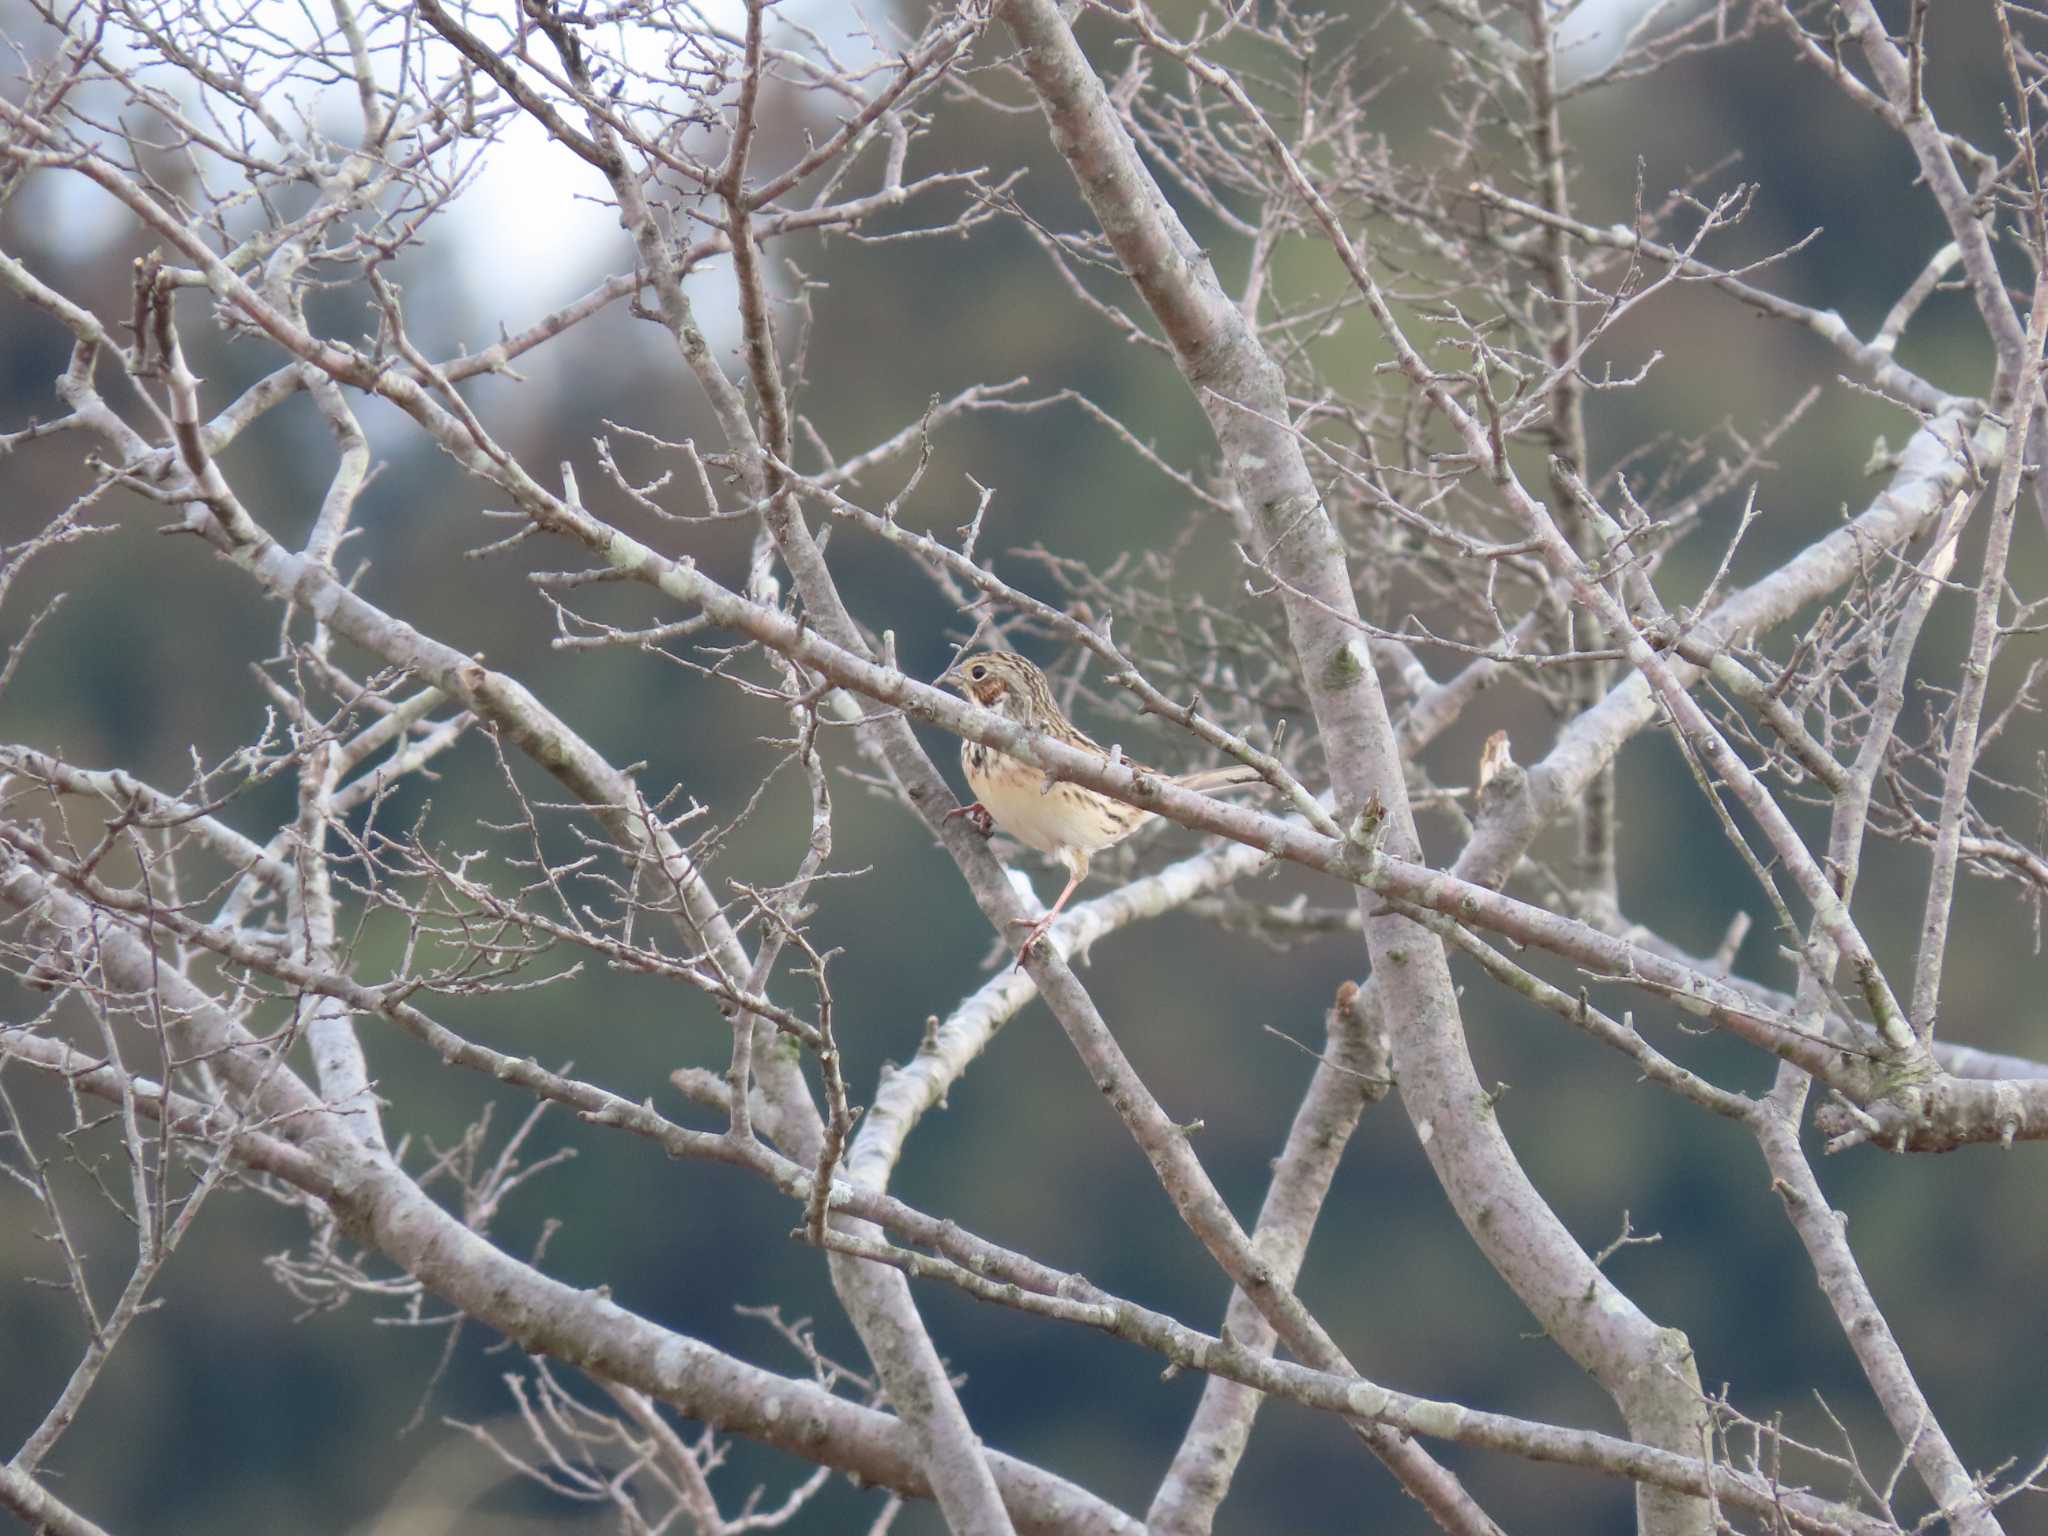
xmin=1008 ymin=911 xmax=1057 ymax=970
xmin=944 ymin=800 xmax=995 ymax=838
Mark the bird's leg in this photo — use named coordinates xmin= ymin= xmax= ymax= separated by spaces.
xmin=1010 ymin=854 xmax=1087 ymax=966
xmin=944 ymin=800 xmax=995 ymax=838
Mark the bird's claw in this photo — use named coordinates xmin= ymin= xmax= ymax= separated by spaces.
xmin=1008 ymin=913 xmax=1056 ymax=970
xmin=945 ymin=800 xmax=995 ymax=838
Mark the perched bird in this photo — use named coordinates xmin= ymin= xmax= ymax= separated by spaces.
xmin=936 ymin=650 xmax=1262 ymax=958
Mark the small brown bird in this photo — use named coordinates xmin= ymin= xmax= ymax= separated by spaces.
xmin=937 ymin=650 xmax=1262 ymax=958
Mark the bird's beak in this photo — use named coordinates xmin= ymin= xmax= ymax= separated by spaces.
xmin=935 ymin=665 xmax=966 ymax=695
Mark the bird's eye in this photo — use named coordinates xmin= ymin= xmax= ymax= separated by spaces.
xmin=970 ymin=664 xmax=986 ymax=680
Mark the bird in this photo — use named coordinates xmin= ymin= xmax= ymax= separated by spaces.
xmin=936 ymin=650 xmax=1263 ymax=960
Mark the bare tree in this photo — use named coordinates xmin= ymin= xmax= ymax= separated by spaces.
xmin=3 ymin=0 xmax=2046 ymax=1531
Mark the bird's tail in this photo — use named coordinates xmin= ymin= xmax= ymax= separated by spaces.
xmin=1172 ymin=764 xmax=1265 ymax=793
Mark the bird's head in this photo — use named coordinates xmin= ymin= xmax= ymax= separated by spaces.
xmin=937 ymin=651 xmax=1041 ymax=717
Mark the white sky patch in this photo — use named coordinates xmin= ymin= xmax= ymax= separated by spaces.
xmin=10 ymin=0 xmax=866 ymax=331
xmin=14 ymin=0 xmax=1691 ymax=346
xmin=385 ymin=0 xmax=1681 ymax=321
xmin=371 ymin=0 xmax=892 ymax=329
xmin=1555 ymin=0 xmax=1694 ymax=83
xmin=420 ymin=6 xmax=747 ymax=324
xmin=437 ymin=121 xmax=635 ymax=318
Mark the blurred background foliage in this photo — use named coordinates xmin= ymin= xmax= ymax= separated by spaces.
xmin=3 ymin=0 xmax=2046 ymax=1532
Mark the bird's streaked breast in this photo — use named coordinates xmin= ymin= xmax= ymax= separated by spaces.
xmin=961 ymin=740 xmax=1147 ymax=857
